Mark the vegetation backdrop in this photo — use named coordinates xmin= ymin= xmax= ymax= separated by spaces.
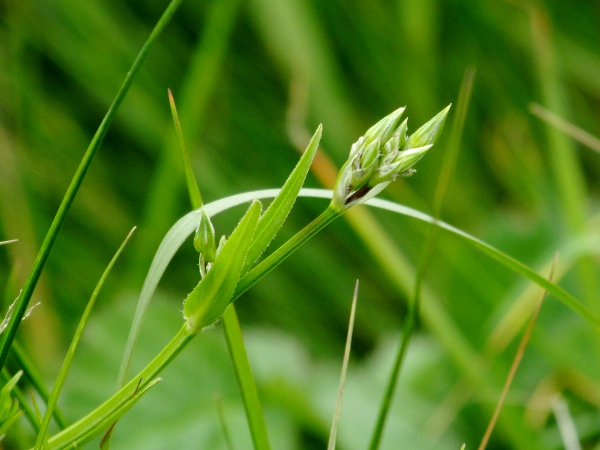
xmin=1 ymin=0 xmax=599 ymax=448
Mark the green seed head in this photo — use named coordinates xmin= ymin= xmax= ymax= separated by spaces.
xmin=331 ymin=105 xmax=450 ymax=210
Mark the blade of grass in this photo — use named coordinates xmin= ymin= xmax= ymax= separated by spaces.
xmin=327 ymin=280 xmax=359 ymax=450
xmin=478 ymin=255 xmax=556 ymax=450
xmin=369 ymin=69 xmax=475 ymax=450
xmin=529 ymin=103 xmax=600 ymax=154
xmin=35 ymin=227 xmax=136 ymax=448
xmin=0 ymin=369 xmax=35 ymax=432
xmin=132 ymin=188 xmax=600 ymax=350
xmin=12 ymin=341 xmax=66 ymax=429
xmin=0 ymin=0 xmax=184 ymax=371
xmin=221 ymin=306 xmax=270 ymax=450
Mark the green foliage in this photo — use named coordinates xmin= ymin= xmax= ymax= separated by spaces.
xmin=0 ymin=0 xmax=599 ymax=449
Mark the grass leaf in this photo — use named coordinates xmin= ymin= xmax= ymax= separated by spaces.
xmin=35 ymin=228 xmax=135 ymax=449
xmin=0 ymin=0 xmax=184 ymax=371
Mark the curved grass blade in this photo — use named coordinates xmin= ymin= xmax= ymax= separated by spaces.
xmin=134 ymin=188 xmax=598 ymax=336
xmin=1 ymin=368 xmax=37 ymax=433
xmin=119 ymin=125 xmax=321 ymax=384
xmin=35 ymin=227 xmax=136 ymax=448
xmin=0 ymin=0 xmax=184 ymax=371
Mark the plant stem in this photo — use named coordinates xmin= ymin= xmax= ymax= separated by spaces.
xmin=46 ymin=205 xmax=342 ymax=448
xmin=222 ymin=307 xmax=270 ymax=450
xmin=233 ymin=205 xmax=342 ymax=300
xmin=46 ymin=325 xmax=193 ymax=449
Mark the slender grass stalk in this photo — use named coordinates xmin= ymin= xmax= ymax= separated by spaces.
xmin=327 ymin=280 xmax=359 ymax=450
xmin=35 ymin=228 xmax=135 ymax=449
xmin=0 ymin=0 xmax=184 ymax=371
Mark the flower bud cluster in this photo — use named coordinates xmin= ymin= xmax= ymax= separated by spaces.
xmin=332 ymin=105 xmax=450 ymax=210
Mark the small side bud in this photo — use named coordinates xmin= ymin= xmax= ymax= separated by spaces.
xmin=193 ymin=208 xmax=216 ymax=263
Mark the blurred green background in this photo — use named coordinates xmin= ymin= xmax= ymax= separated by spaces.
xmin=1 ymin=0 xmax=599 ymax=448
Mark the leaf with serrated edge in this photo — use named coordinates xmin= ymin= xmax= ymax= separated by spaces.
xmin=184 ymin=200 xmax=262 ymax=332
xmin=244 ymin=125 xmax=321 ymax=270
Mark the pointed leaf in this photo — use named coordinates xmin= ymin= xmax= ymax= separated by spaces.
xmin=184 ymin=200 xmax=262 ymax=332
xmin=244 ymin=125 xmax=322 ymax=270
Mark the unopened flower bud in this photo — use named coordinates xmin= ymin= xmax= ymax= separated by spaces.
xmin=193 ymin=208 xmax=216 ymax=263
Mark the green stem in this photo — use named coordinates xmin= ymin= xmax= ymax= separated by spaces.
xmin=47 ymin=205 xmax=341 ymax=448
xmin=222 ymin=307 xmax=270 ymax=450
xmin=233 ymin=206 xmax=342 ymax=300
xmin=0 ymin=0 xmax=184 ymax=371
xmin=46 ymin=325 xmax=193 ymax=449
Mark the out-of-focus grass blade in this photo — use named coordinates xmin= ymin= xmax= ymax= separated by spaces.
xmin=530 ymin=6 xmax=597 ymax=307
xmin=0 ymin=240 xmax=17 ymax=246
xmin=327 ymin=280 xmax=358 ymax=450
xmin=0 ymin=0 xmax=184 ymax=371
xmin=35 ymin=227 xmax=136 ymax=448
xmin=478 ymin=256 xmax=556 ymax=450
xmin=529 ymin=103 xmax=600 ymax=154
